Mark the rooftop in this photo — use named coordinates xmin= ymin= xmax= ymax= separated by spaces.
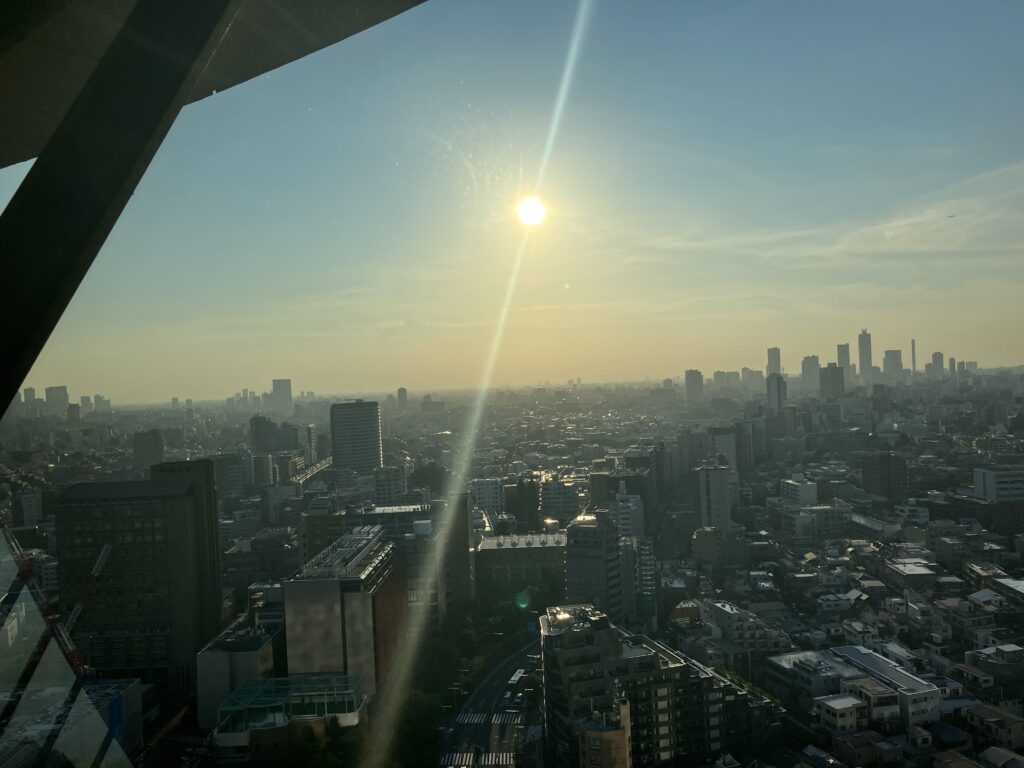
xmin=217 ymin=674 xmax=364 ymax=734
xmin=201 ymin=616 xmax=277 ymax=654
xmin=541 ymin=604 xmax=609 ymax=635
xmin=478 ymin=532 xmax=566 ymax=550
xmin=993 ymin=578 xmax=1024 ymax=597
xmin=844 ymin=676 xmax=895 ymax=697
xmin=831 ymin=645 xmax=938 ymax=696
xmin=816 ymin=694 xmax=865 ymax=711
xmin=887 ymin=562 xmax=936 ymax=576
xmin=296 ymin=525 xmax=393 ymax=580
xmin=767 ymin=650 xmax=862 ymax=679
xmin=61 ymin=478 xmax=192 ymax=502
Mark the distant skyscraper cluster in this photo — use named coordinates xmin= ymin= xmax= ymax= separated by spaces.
xmin=6 ymin=384 xmax=112 ymax=420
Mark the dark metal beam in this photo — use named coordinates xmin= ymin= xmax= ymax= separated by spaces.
xmin=0 ymin=0 xmax=237 ymax=409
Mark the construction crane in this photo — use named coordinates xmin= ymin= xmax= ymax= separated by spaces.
xmin=0 ymin=516 xmax=92 ymax=677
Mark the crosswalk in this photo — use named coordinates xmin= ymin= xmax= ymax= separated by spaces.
xmin=454 ymin=711 xmax=521 ymax=726
xmin=491 ymin=712 xmax=521 ymax=725
xmin=440 ymin=753 xmax=516 ymax=766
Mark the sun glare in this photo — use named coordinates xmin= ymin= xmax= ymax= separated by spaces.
xmin=517 ymin=196 xmax=546 ymax=227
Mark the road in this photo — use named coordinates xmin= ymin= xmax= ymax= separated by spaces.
xmin=440 ymin=639 xmax=540 ymax=767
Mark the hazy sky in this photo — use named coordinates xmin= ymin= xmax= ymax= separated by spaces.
xmin=5 ymin=0 xmax=1024 ymax=403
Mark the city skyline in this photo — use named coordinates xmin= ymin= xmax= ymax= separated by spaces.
xmin=3 ymin=0 xmax=1024 ymax=401
xmin=5 ymin=1 xmax=1024 ymax=766
xmin=11 ymin=330 xmax=1009 ymax=407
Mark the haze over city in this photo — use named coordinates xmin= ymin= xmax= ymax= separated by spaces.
xmin=3 ymin=0 xmax=1024 ymax=402
xmin=5 ymin=1 xmax=1024 ymax=767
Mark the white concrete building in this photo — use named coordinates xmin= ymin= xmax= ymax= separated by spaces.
xmin=973 ymin=466 xmax=1024 ymax=502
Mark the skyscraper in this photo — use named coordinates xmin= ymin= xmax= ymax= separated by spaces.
xmin=249 ymin=415 xmax=279 ymax=453
xmin=766 ymin=373 xmax=787 ymax=414
xmin=820 ymin=363 xmax=845 ymax=399
xmin=330 ymin=400 xmax=383 ymax=475
xmin=858 ymin=329 xmax=872 ymax=385
xmin=949 ymin=356 xmax=957 ymax=384
xmin=801 ymin=355 xmax=820 ymax=392
xmin=837 ymin=342 xmax=851 ymax=371
xmin=271 ymin=378 xmax=293 ymax=415
xmin=396 ymin=387 xmax=408 ymax=408
xmin=150 ymin=460 xmax=223 ymax=648
xmin=931 ymin=351 xmax=945 ymax=378
xmin=882 ymin=349 xmax=904 ymax=381
xmin=44 ymin=385 xmax=69 ymax=416
xmin=766 ymin=346 xmax=782 ymax=377
xmin=684 ymin=369 xmax=704 ymax=403
xmin=911 ymin=338 xmax=917 ymax=373
xmin=697 ymin=461 xmax=732 ymax=529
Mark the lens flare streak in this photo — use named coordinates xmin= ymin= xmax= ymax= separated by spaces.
xmin=362 ymin=3 xmax=593 ymax=764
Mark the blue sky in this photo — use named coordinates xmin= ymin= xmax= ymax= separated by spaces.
xmin=5 ymin=0 xmax=1024 ymax=402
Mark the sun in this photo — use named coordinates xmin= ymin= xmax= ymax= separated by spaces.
xmin=516 ymin=196 xmax=546 ymax=227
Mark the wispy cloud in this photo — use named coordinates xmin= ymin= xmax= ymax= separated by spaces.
xmin=588 ymin=159 xmax=1024 ymax=278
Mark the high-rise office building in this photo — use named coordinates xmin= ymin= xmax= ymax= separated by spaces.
xmin=684 ymin=369 xmax=704 ymax=403
xmin=858 ymin=329 xmax=873 ymax=385
xmin=210 ymin=454 xmax=245 ymax=502
xmin=741 ymin=367 xmax=765 ymax=392
xmin=396 ymin=387 xmax=408 ymax=407
xmin=251 ymin=454 xmax=275 ymax=487
xmin=44 ymin=385 xmax=69 ymax=416
xmin=283 ymin=525 xmax=404 ymax=698
xmin=697 ymin=462 xmax=731 ymax=529
xmin=931 ymin=351 xmax=945 ymax=378
xmin=949 ymin=356 xmax=957 ymax=384
xmin=79 ymin=394 xmax=92 ymax=414
xmin=330 ymin=401 xmax=383 ymax=476
xmin=612 ymin=482 xmax=645 ymax=538
xmin=150 ymin=460 xmax=223 ymax=647
xmin=708 ymin=426 xmax=737 ymax=475
xmin=801 ymin=355 xmax=820 ymax=392
xmin=249 ymin=415 xmax=278 ymax=454
xmin=820 ymin=363 xmax=845 ymax=399
xmin=837 ymin=342 xmax=851 ymax=372
xmin=271 ymin=378 xmax=293 ymax=415
xmin=882 ymin=349 xmax=904 ymax=381
xmin=860 ymin=451 xmax=909 ymax=503
xmin=58 ymin=470 xmax=221 ymax=690
xmin=132 ymin=428 xmax=165 ymax=477
xmin=911 ymin=338 xmax=917 ymax=373
xmin=565 ymin=511 xmax=623 ymax=623
xmin=766 ymin=373 xmax=787 ymax=414
xmin=766 ymin=346 xmax=782 ymax=377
